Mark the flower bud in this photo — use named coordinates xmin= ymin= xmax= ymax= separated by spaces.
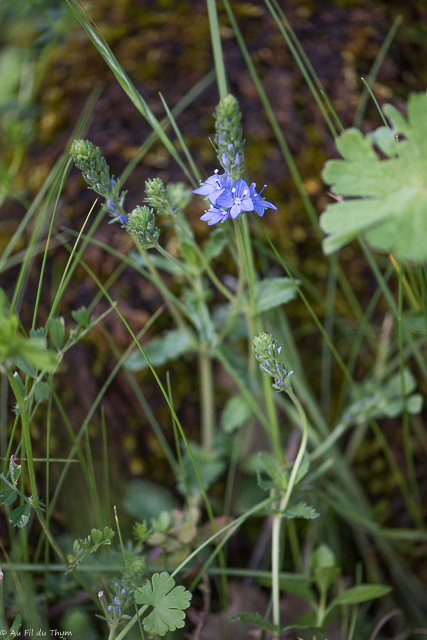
xmin=214 ymin=94 xmax=245 ymax=179
xmin=125 ymin=205 xmax=160 ymax=248
xmin=252 ymin=332 xmax=293 ymax=392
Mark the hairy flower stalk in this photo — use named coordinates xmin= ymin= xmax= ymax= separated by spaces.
xmin=70 ymin=139 xmax=128 ymax=224
xmin=253 ymin=333 xmax=308 ymax=633
xmin=193 ymin=96 xmax=276 ymax=226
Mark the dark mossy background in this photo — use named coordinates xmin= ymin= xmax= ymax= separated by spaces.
xmin=1 ymin=0 xmax=427 ymax=604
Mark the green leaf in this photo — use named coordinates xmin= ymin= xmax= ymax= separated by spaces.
xmin=14 ymin=355 xmax=37 ymax=378
xmin=312 ymin=544 xmax=339 ymax=596
xmin=229 ymin=612 xmax=319 ymax=634
xmin=284 ymin=502 xmax=319 ymax=520
xmin=18 ymin=339 xmax=58 ymax=372
xmin=251 ymin=278 xmax=298 ymax=315
xmin=259 ymin=574 xmax=316 ymax=603
xmin=406 ymin=393 xmax=423 ymax=414
xmin=203 ymin=227 xmax=228 ymax=262
xmin=220 ymin=395 xmax=252 ymax=433
xmin=91 ymin=528 xmax=103 ymax=545
xmin=125 ymin=329 xmax=195 ymax=371
xmin=9 ymin=614 xmax=22 ymax=636
xmin=320 ymin=92 xmax=427 ymax=262
xmin=71 ymin=306 xmax=90 ymax=328
xmin=123 ymin=480 xmax=178 ymax=521
xmin=12 ymin=372 xmax=26 ymax=398
xmin=403 ymin=311 xmax=427 ymax=334
xmin=103 ymin=526 xmax=115 ymax=540
xmin=229 ymin=612 xmax=278 ymax=634
xmin=48 ymin=317 xmax=65 ymax=351
xmin=258 ymin=452 xmax=287 ymax=490
xmin=9 ymin=503 xmax=32 ymax=528
xmin=178 ymin=441 xmax=225 ymax=496
xmin=181 ymin=288 xmax=217 ymax=346
xmin=30 ymin=327 xmax=46 ymax=345
xmin=9 ymin=456 xmax=21 ymax=484
xmin=330 ymin=584 xmax=392 ymax=607
xmin=135 ymin=572 xmax=191 ymax=636
xmin=130 ymin=250 xmax=186 ymax=275
xmin=34 ymin=381 xmax=50 ymax=403
xmin=180 ymin=242 xmax=199 ymax=270
xmin=0 ymin=489 xmax=18 ymax=506
xmin=386 ymin=368 xmax=417 ymax=396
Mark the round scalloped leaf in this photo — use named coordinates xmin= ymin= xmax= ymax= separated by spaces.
xmin=135 ymin=572 xmax=191 ymax=636
xmin=320 ymin=91 xmax=427 ymax=262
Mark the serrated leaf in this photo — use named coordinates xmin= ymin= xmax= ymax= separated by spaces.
xmin=135 ymin=572 xmax=191 ymax=636
xmin=9 ymin=503 xmax=31 ymax=528
xmin=284 ymin=502 xmax=319 ymax=520
xmin=220 ymin=395 xmax=252 ymax=433
xmin=256 ymin=470 xmax=276 ymax=492
xmin=177 ymin=441 xmax=225 ymax=496
xmin=251 ymin=278 xmax=298 ymax=315
xmin=48 ymin=317 xmax=65 ymax=351
xmin=34 ymin=380 xmax=50 ymax=403
xmin=229 ymin=612 xmax=278 ymax=634
xmin=321 ymin=92 xmax=427 ymax=262
xmin=126 ymin=329 xmax=195 ymax=371
xmin=0 ymin=489 xmax=18 ymax=506
xmin=330 ymin=584 xmax=392 ymax=607
xmin=203 ymin=227 xmax=228 ymax=262
xmin=71 ymin=306 xmax=90 ymax=328
xmin=258 ymin=452 xmax=287 ymax=489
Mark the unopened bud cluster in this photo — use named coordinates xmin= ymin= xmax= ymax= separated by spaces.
xmin=144 ymin=178 xmax=192 ymax=217
xmin=70 ymin=139 xmax=128 ymax=224
xmin=214 ymin=94 xmax=245 ymax=179
xmin=252 ymin=332 xmax=293 ymax=392
xmin=126 ymin=205 xmax=160 ymax=248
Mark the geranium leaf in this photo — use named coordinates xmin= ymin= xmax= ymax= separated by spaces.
xmin=320 ymin=91 xmax=427 ymax=262
xmin=135 ymin=572 xmax=191 ymax=636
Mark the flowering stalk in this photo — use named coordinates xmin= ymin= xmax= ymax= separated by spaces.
xmin=70 ymin=139 xmax=128 ymax=224
xmin=253 ymin=333 xmax=308 ymax=632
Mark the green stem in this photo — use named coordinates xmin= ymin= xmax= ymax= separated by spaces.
xmin=199 ymin=351 xmax=215 ymax=451
xmin=7 ymin=371 xmax=38 ymax=506
xmin=235 ymin=217 xmax=282 ymax=460
xmin=271 ymin=388 xmax=308 ymax=632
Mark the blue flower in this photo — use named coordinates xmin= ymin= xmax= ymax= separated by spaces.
xmin=249 ymin=183 xmax=277 ymax=217
xmin=216 ymin=178 xmax=253 ymax=219
xmin=200 ymin=206 xmax=229 ymax=225
xmin=193 ymin=170 xmax=231 ymax=206
xmin=119 ymin=214 xmax=129 ymax=224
